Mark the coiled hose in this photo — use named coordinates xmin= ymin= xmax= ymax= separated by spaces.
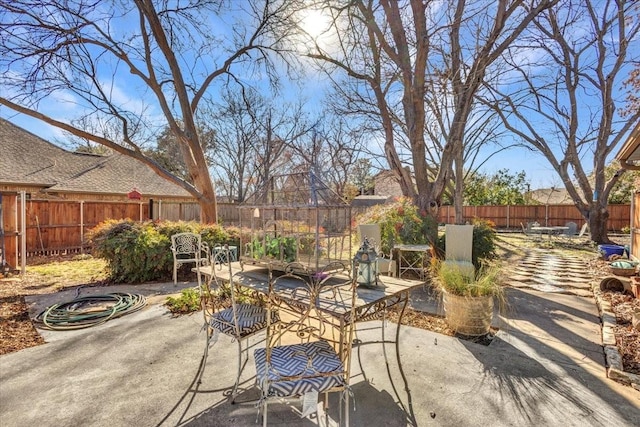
xmin=34 ymin=292 xmax=147 ymax=330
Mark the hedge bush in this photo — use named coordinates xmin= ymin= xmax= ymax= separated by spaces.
xmin=87 ymin=219 xmax=236 ymax=283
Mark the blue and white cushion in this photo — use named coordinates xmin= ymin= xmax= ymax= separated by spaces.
xmin=210 ymin=303 xmax=275 ymax=338
xmin=254 ymin=340 xmax=346 ymax=397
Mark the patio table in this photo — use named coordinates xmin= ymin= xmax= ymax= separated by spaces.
xmin=530 ymin=226 xmax=569 ymax=242
xmin=195 ymin=262 xmax=426 ymax=420
xmin=197 ymin=263 xmax=426 ymax=325
xmin=394 ymin=244 xmax=432 ymax=280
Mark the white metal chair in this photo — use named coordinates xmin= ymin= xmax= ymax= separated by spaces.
xmin=198 ymin=245 xmax=276 ymax=403
xmin=357 ymin=224 xmax=396 ymax=277
xmin=520 ymin=222 xmax=541 ymax=241
xmin=254 ymin=263 xmax=356 ymax=426
xmin=443 ymin=224 xmax=475 ymax=278
xmin=170 ymin=232 xmax=210 ymax=285
xmin=564 ymin=222 xmax=578 ymax=236
xmin=563 ymin=222 xmax=589 ymax=243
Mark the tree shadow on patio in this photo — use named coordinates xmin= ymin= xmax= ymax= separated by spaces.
xmin=459 ymin=287 xmax=639 ymax=426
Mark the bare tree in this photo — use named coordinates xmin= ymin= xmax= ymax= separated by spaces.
xmin=309 ymin=0 xmax=555 ymax=230
xmin=0 ymin=0 xmax=302 ymax=222
xmin=482 ymin=0 xmax=640 ymax=243
xmin=205 ymin=89 xmax=265 ymax=202
xmin=205 ymin=89 xmax=313 ymax=202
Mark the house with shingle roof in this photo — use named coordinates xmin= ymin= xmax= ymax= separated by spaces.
xmin=0 ymin=118 xmax=194 ymax=201
xmin=0 ymin=118 xmax=200 ymax=269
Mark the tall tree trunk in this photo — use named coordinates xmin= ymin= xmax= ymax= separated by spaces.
xmin=588 ymin=203 xmax=611 ymax=244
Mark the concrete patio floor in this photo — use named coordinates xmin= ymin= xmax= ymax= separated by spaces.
xmin=1 ymin=273 xmax=639 ymax=426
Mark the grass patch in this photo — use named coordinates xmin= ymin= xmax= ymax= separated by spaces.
xmin=26 ymin=257 xmax=108 ymax=288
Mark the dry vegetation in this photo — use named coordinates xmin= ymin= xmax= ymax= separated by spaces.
xmin=0 ymin=255 xmax=109 ymax=355
xmin=0 ymin=235 xmax=638 ymax=377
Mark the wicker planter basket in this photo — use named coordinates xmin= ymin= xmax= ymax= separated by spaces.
xmin=609 ymin=260 xmax=638 ymax=277
xmin=442 ymin=292 xmax=494 ymax=336
xmin=609 ymin=267 xmax=637 ymax=277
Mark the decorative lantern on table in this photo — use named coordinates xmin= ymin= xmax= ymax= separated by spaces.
xmin=353 ymin=237 xmax=380 ymax=288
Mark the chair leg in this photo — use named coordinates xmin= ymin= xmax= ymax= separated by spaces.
xmin=344 ymin=389 xmax=349 ymax=427
xmin=173 ymin=263 xmax=177 ymax=284
xmin=261 ymin=399 xmax=268 ymax=427
xmin=197 ymin=326 xmax=213 ymax=385
xmin=231 ymin=339 xmax=243 ymax=403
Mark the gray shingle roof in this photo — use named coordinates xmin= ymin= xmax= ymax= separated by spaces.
xmin=0 ymin=118 xmax=192 ymax=198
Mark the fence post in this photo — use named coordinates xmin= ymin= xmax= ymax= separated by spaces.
xmin=506 ymin=205 xmax=510 ymax=229
xmin=80 ymin=201 xmax=84 ymax=254
xmin=20 ymin=191 xmax=25 ymax=276
xmin=545 ymin=204 xmax=549 ymax=226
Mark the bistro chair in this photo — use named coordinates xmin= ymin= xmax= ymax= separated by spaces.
xmin=254 ymin=262 xmax=356 ymax=426
xmin=198 ymin=245 xmax=276 ymax=403
xmin=520 ymin=222 xmax=541 ymax=241
xmin=443 ymin=224 xmax=475 ymax=278
xmin=170 ymin=232 xmax=210 ymax=286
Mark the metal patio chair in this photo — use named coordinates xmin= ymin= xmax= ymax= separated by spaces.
xmin=170 ymin=232 xmax=210 ymax=286
xmin=254 ymin=262 xmax=356 ymax=426
xmin=198 ymin=245 xmax=276 ymax=403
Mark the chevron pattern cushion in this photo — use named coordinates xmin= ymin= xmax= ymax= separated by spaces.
xmin=254 ymin=340 xmax=346 ymax=397
xmin=210 ymin=303 xmax=274 ymax=338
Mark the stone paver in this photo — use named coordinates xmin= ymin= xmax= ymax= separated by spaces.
xmin=504 ymin=249 xmax=594 ymax=296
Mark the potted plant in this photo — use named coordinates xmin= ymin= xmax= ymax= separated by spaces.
xmin=432 ymin=261 xmax=504 ymax=336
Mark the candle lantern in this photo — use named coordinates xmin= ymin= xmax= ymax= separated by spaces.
xmin=353 ymin=237 xmax=379 ymax=288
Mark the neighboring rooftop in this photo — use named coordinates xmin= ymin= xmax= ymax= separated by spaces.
xmin=0 ymin=118 xmax=192 ymax=198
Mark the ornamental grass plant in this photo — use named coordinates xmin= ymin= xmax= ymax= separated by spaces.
xmin=433 ymin=261 xmax=504 ymax=298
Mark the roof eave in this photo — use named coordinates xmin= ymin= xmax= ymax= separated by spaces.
xmin=616 ymin=121 xmax=640 ymax=170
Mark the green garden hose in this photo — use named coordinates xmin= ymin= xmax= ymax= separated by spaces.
xmin=34 ymin=293 xmax=147 ymax=330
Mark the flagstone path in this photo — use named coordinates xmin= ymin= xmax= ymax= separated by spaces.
xmin=504 ymin=249 xmax=596 ymax=297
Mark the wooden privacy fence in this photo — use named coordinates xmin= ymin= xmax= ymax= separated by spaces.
xmin=21 ymin=199 xmax=149 ymax=257
xmin=436 ymin=204 xmax=631 ymax=231
xmin=0 ymin=192 xmax=631 ymax=267
xmin=0 ymin=196 xmax=237 ymax=267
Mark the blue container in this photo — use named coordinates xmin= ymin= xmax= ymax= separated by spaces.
xmin=598 ymin=244 xmax=625 ymax=260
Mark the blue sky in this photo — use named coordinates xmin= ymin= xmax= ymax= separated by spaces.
xmin=1 ymin=1 xmax=636 ymax=192
xmin=0 ymin=105 xmax=576 ymax=190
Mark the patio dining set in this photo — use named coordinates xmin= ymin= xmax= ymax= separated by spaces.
xmin=521 ymin=221 xmax=589 ymax=243
xmin=170 ymin=230 xmax=426 ymax=426
xmin=168 ymin=222 xmax=476 ymax=426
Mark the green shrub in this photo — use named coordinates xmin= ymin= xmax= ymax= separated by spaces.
xmin=87 ymin=219 xmax=238 ymax=283
xmin=470 ymin=218 xmax=497 ymax=265
xmin=356 ymin=197 xmax=438 ymax=254
xmin=165 ymin=287 xmax=201 ymax=314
